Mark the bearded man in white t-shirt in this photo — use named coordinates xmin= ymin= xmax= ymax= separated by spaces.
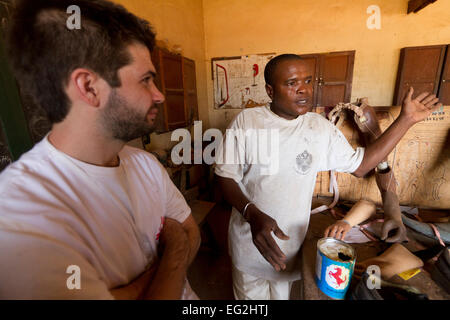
xmin=0 ymin=0 xmax=200 ymax=299
xmin=215 ymin=54 xmax=442 ymax=300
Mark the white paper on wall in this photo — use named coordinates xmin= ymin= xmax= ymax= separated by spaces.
xmin=212 ymin=53 xmax=276 ymax=109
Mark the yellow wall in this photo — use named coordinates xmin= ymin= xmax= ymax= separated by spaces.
xmin=112 ymin=0 xmax=450 ymax=134
xmin=113 ymin=0 xmax=209 ymax=150
xmin=203 ymin=0 xmax=450 ymax=130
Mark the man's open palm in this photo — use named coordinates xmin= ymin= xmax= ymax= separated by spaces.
xmin=402 ymin=87 xmax=442 ymax=124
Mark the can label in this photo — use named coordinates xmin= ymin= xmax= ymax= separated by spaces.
xmin=325 ymin=264 xmax=350 ymax=290
xmin=315 ymin=238 xmax=355 ymax=300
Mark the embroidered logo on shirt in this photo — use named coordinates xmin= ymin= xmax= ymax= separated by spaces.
xmin=295 ymin=150 xmax=312 ymax=175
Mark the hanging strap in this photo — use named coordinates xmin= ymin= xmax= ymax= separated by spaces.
xmin=311 ymin=170 xmax=339 ymax=214
xmin=311 ymin=102 xmax=367 ymax=215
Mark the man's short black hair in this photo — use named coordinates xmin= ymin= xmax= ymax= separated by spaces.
xmin=7 ymin=0 xmax=156 ymax=123
xmin=264 ymin=54 xmax=303 ymax=86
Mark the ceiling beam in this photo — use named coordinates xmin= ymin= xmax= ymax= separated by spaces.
xmin=408 ymin=0 xmax=438 ymax=14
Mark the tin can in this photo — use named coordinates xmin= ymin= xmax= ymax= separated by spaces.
xmin=315 ymin=237 xmax=356 ymax=300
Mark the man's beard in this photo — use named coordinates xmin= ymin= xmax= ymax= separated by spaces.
xmin=100 ymin=89 xmax=155 ymax=142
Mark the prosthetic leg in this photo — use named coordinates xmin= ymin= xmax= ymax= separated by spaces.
xmin=375 ymin=167 xmax=407 ymax=242
xmin=329 ymin=98 xmax=407 ymax=243
xmin=354 ymin=98 xmax=407 ymax=243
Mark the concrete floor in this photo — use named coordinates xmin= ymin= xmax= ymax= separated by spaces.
xmin=188 ymin=245 xmax=235 ymax=300
xmin=187 ymin=203 xmax=234 ymax=299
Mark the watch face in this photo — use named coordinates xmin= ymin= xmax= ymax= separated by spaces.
xmin=377 ymin=161 xmax=389 ymax=171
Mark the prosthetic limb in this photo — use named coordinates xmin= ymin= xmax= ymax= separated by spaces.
xmin=350 ymin=271 xmax=428 ymax=300
xmin=342 ymin=199 xmax=376 ymax=227
xmin=347 ymin=98 xmax=407 ymax=243
xmin=375 ymin=167 xmax=408 ymax=242
xmin=324 ymin=199 xmax=377 ymax=240
xmin=351 ymin=98 xmax=383 ymax=139
xmin=354 ymin=243 xmax=424 ymax=280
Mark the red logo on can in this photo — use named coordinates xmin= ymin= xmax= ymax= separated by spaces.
xmin=326 ymin=265 xmax=349 ymax=290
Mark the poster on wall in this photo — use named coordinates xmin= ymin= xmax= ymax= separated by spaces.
xmin=212 ymin=53 xmax=275 ymax=109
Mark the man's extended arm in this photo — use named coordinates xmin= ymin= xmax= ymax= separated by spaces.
xmin=353 ymin=87 xmax=442 ymax=177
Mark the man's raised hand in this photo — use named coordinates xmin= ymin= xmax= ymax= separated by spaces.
xmin=401 ymin=87 xmax=442 ymax=125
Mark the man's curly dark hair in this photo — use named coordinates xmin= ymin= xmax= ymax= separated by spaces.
xmin=7 ymin=0 xmax=156 ymax=123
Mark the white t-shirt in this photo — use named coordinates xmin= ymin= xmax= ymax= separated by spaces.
xmin=215 ymin=105 xmax=364 ymax=281
xmin=0 ymin=135 xmax=191 ymax=299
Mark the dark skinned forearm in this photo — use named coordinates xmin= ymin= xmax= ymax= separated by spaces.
xmin=216 ymin=175 xmax=289 ymax=271
xmin=216 ymin=175 xmax=251 ymax=214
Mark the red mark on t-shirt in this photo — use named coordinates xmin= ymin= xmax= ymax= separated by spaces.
xmin=156 ymin=216 xmax=165 ymax=240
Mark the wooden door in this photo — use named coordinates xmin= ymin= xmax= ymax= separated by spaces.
xmin=161 ymin=50 xmax=186 ymax=131
xmin=152 ymin=47 xmax=188 ymax=132
xmin=150 ymin=48 xmax=166 ymax=133
xmin=183 ymin=57 xmax=199 ymax=125
xmin=317 ymin=51 xmax=355 ymax=107
xmin=297 ymin=54 xmax=320 ymax=108
xmin=393 ymin=45 xmax=447 ymax=105
xmin=438 ymin=47 xmax=450 ymax=105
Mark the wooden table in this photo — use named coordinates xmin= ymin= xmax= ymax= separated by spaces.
xmin=300 ymin=212 xmax=449 ymax=300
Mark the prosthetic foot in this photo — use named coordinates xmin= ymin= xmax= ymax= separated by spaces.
xmin=354 ymin=243 xmax=424 ymax=280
